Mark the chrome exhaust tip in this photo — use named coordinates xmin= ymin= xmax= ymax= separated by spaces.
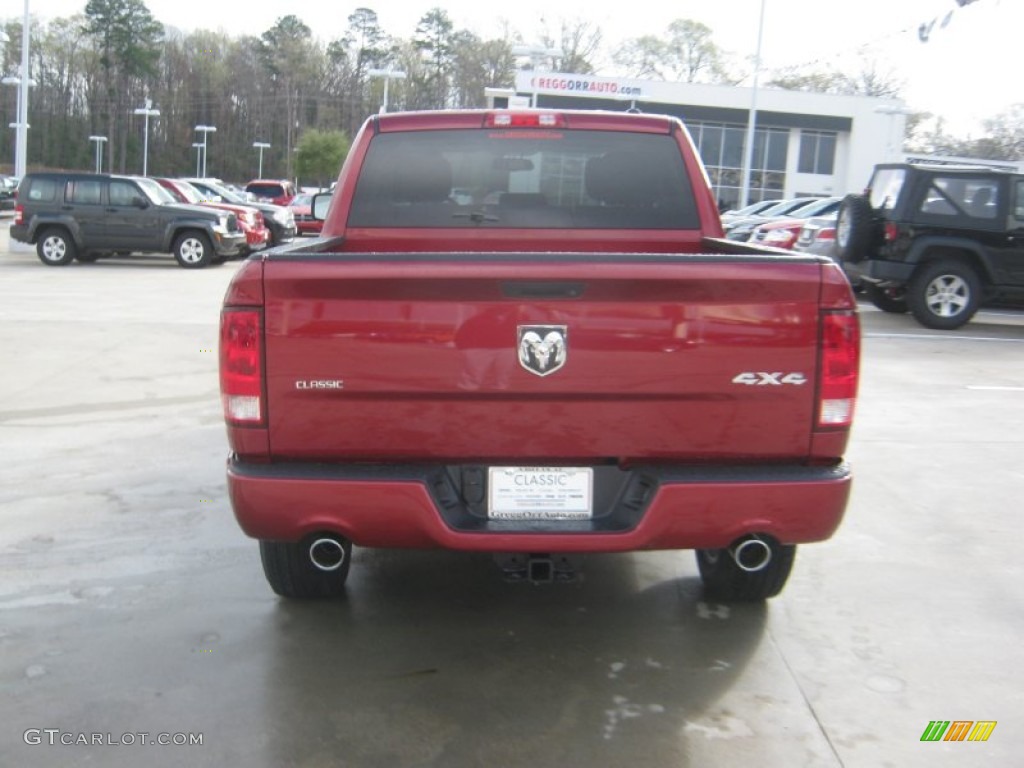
xmin=729 ymin=535 xmax=773 ymax=573
xmin=309 ymin=537 xmax=347 ymax=572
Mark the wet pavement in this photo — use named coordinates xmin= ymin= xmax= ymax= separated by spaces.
xmin=1 ymin=222 xmax=1022 ymax=767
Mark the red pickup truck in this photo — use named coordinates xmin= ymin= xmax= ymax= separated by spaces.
xmin=220 ymin=110 xmax=860 ymax=602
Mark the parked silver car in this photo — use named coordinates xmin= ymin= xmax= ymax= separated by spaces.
xmin=720 ymin=198 xmax=781 ymax=230
xmin=748 ymin=198 xmax=841 ymax=250
xmin=724 ymin=197 xmax=820 ymax=241
xmin=793 ymin=213 xmax=838 ymax=261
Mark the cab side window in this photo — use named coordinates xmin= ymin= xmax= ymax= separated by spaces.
xmin=109 ymin=180 xmax=140 ymax=207
xmin=66 ymin=180 xmax=102 ymax=205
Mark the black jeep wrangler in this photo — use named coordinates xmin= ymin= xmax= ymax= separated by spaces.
xmin=836 ymin=163 xmax=1024 ymax=329
xmin=10 ymin=172 xmax=247 ymax=268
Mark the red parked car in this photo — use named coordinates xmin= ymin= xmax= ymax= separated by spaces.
xmin=154 ymin=178 xmax=270 ymax=255
xmin=288 ymin=193 xmax=323 ymax=236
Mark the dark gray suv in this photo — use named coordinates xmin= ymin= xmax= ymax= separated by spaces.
xmin=10 ymin=172 xmax=246 ymax=268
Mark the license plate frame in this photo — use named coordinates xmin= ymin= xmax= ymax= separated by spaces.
xmin=487 ymin=466 xmax=594 ymax=520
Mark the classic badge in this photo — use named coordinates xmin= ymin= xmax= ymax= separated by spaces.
xmin=518 ymin=325 xmax=567 ymax=377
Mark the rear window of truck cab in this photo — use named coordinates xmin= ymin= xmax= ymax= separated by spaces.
xmin=348 ymin=129 xmax=699 ymax=230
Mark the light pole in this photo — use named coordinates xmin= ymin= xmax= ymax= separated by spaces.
xmin=89 ymin=135 xmax=107 ymax=173
xmin=195 ymin=125 xmax=216 ymax=178
xmin=191 ymin=143 xmax=203 ymax=177
xmin=133 ymin=100 xmax=160 ymax=176
xmin=366 ymin=69 xmax=407 ymax=114
xmin=2 ymin=70 xmax=35 ymax=177
xmin=739 ymin=0 xmax=767 ymax=209
xmin=8 ymin=0 xmax=31 ymax=179
xmin=252 ymin=141 xmax=271 ymax=178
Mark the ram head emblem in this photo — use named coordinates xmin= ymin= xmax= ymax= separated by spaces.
xmin=518 ymin=326 xmax=567 ymax=377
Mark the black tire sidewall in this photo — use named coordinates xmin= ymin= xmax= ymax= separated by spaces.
xmin=259 ymin=537 xmax=352 ymax=598
xmin=836 ymin=194 xmax=874 ymax=264
xmin=907 ymin=261 xmax=981 ymax=330
xmin=863 ymin=283 xmax=908 ymax=314
xmin=36 ymin=228 xmax=76 ymax=266
xmin=172 ymin=231 xmax=214 ymax=269
xmin=696 ymin=541 xmax=796 ymax=602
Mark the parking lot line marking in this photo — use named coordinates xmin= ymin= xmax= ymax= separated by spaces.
xmin=865 ymin=333 xmax=1024 ymax=343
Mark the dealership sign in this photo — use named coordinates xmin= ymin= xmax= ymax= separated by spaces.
xmin=515 ymin=71 xmax=643 ymax=98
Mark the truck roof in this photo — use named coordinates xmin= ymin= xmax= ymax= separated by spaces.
xmin=373 ymin=109 xmax=682 ymax=135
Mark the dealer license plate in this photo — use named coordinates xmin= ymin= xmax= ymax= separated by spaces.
xmin=487 ymin=466 xmax=593 ymax=520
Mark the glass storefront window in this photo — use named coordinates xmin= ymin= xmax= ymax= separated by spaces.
xmin=692 ymin=121 xmax=790 ymax=209
xmin=798 ymin=130 xmax=837 ymax=175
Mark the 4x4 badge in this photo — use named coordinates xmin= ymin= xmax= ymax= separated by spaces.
xmin=518 ymin=325 xmax=567 ymax=377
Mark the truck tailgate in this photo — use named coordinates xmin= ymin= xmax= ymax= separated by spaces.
xmin=262 ymin=255 xmax=824 ymax=462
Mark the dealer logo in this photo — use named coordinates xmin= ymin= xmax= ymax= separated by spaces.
xmin=518 ymin=325 xmax=567 ymax=377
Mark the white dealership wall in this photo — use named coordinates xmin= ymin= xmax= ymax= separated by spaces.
xmin=487 ymin=72 xmax=908 ymax=201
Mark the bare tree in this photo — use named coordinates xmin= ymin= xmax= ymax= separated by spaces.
xmin=540 ymin=19 xmax=602 ymax=75
xmin=767 ymin=60 xmax=903 ymax=99
xmin=615 ymin=19 xmax=727 ymax=83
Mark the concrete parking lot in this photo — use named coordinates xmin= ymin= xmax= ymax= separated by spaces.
xmin=1 ymin=218 xmax=1022 ymax=767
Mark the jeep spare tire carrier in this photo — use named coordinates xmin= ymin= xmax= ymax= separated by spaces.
xmin=836 ymin=194 xmax=874 ymax=263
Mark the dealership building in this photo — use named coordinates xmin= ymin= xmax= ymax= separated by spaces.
xmin=487 ymin=71 xmax=911 ymax=209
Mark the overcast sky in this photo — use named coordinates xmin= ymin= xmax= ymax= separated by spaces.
xmin=13 ymin=0 xmax=1019 ymax=135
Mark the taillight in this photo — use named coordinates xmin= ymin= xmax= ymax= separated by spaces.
xmin=818 ymin=311 xmax=859 ymax=429
xmin=883 ymin=221 xmax=899 ymax=242
xmin=484 ymin=112 xmax=564 ymax=128
xmin=220 ymin=309 xmax=263 ymax=425
xmin=817 ymin=227 xmax=836 ymax=241
xmin=13 ymin=204 xmax=23 ymax=226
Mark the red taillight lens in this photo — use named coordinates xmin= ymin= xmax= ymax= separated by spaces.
xmin=817 ymin=227 xmax=836 ymax=241
xmin=818 ymin=311 xmax=860 ymax=429
xmin=883 ymin=221 xmax=899 ymax=242
xmin=220 ymin=309 xmax=263 ymax=424
xmin=484 ymin=112 xmax=564 ymax=128
xmin=13 ymin=204 xmax=23 ymax=226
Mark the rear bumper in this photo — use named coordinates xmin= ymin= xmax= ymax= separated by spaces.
xmin=243 ymin=226 xmax=270 ymax=249
xmin=844 ymin=258 xmax=915 ymax=284
xmin=227 ymin=459 xmax=852 ymax=552
xmin=266 ymin=221 xmax=297 ymax=243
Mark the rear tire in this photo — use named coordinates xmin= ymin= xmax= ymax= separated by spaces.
xmin=907 ymin=260 xmax=981 ymax=330
xmin=259 ymin=536 xmax=352 ymax=599
xmin=696 ymin=539 xmax=795 ymax=601
xmin=835 ymin=194 xmax=874 ymax=263
xmin=172 ymin=231 xmax=214 ymax=269
xmin=863 ymin=283 xmax=908 ymax=314
xmin=36 ymin=228 xmax=76 ymax=266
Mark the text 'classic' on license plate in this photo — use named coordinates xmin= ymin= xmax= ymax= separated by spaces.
xmin=488 ymin=467 xmax=593 ymax=520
